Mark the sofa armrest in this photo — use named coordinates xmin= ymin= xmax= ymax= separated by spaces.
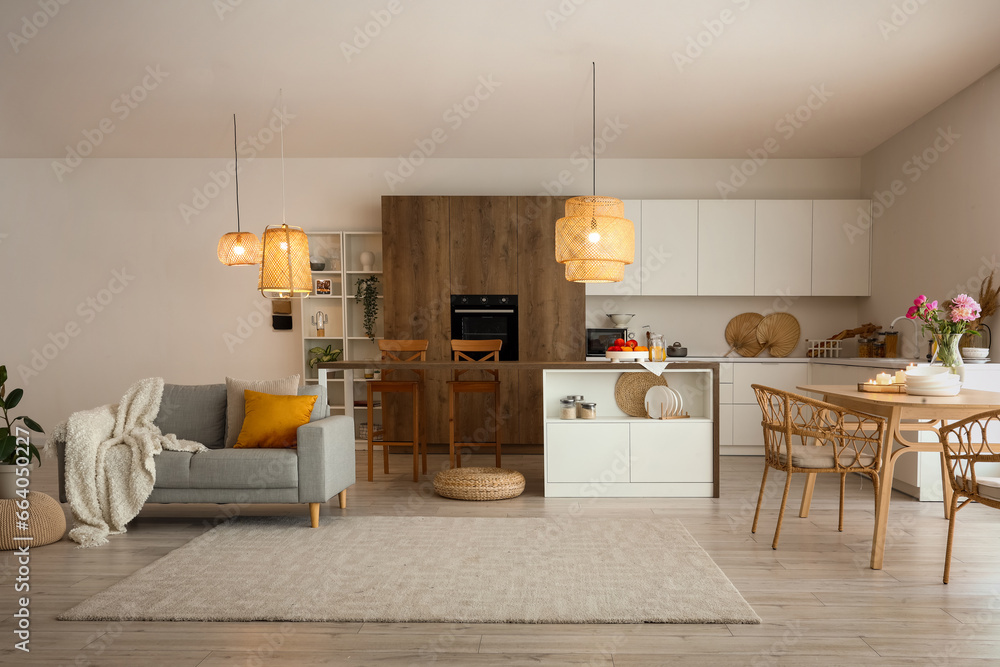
xmin=296 ymin=414 xmax=356 ymax=503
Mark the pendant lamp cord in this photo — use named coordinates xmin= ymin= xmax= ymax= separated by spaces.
xmin=233 ymin=114 xmax=241 ymax=233
xmin=279 ymin=89 xmax=286 ymax=225
xmin=592 ymin=61 xmax=596 ymax=197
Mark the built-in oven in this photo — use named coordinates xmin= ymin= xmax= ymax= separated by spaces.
xmin=450 ymin=295 xmax=518 ymax=361
xmin=586 ymin=328 xmax=628 ymax=359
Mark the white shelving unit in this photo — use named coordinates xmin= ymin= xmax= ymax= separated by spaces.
xmin=302 ymin=231 xmax=383 ymax=446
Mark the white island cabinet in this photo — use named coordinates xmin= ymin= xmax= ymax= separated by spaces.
xmin=543 ymin=365 xmax=718 ymax=498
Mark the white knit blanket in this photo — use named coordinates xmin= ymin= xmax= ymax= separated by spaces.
xmin=54 ymin=377 xmax=206 ymax=548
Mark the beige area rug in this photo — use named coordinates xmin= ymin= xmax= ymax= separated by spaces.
xmin=60 ymin=516 xmax=759 ymax=624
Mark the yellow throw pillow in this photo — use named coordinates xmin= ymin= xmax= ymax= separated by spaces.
xmin=234 ymin=390 xmax=318 ymax=449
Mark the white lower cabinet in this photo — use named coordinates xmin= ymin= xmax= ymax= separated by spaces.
xmin=545 ymin=420 xmax=714 ymax=497
xmin=724 ymin=362 xmax=809 ymax=455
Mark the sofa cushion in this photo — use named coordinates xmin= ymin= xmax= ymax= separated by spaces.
xmin=188 ymin=449 xmax=299 ymax=489
xmin=298 ymin=384 xmax=329 ymax=421
xmin=224 ymin=374 xmax=300 ymax=447
xmin=154 ymin=384 xmax=227 ymax=449
xmin=155 ymin=450 xmax=194 ymax=488
xmin=234 ymin=391 xmax=316 ymax=449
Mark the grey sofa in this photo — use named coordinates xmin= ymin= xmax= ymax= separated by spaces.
xmin=56 ymin=383 xmax=355 ymax=527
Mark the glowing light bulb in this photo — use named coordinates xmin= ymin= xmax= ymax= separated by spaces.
xmin=233 ymin=245 xmax=245 ymax=255
xmin=588 ymin=231 xmax=601 ymax=243
xmin=280 ymin=242 xmax=288 ymax=251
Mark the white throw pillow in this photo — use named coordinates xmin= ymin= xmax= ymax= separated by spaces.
xmin=224 ymin=374 xmax=300 ymax=447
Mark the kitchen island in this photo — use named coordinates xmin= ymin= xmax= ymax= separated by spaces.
xmin=318 ymin=361 xmax=720 ymax=498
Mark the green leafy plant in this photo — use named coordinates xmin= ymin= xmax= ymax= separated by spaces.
xmin=0 ymin=365 xmax=44 ymax=466
xmin=355 ymin=275 xmax=380 ymax=343
xmin=308 ymin=345 xmax=342 ymax=369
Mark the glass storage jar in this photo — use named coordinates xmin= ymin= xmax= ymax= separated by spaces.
xmin=559 ymin=398 xmax=577 ymax=420
xmin=883 ymin=331 xmax=898 ymax=358
xmin=858 ymin=337 xmax=875 ymax=358
xmin=578 ymin=402 xmax=597 ymax=419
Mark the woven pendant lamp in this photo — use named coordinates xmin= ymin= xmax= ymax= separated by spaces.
xmin=554 ymin=64 xmax=633 ymax=283
xmin=258 ymin=91 xmax=311 ymax=298
xmin=258 ymin=223 xmax=312 ymax=298
xmin=217 ymin=114 xmax=262 ymax=266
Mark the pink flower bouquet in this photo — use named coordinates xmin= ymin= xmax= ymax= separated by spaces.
xmin=906 ymin=294 xmax=982 ymax=337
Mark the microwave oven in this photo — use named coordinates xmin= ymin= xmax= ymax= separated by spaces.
xmin=586 ymin=328 xmax=628 ymax=357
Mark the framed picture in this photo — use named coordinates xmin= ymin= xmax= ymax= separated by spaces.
xmin=315 ymin=278 xmax=332 ymax=296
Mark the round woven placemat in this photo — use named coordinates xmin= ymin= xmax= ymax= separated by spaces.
xmin=725 ymin=312 xmax=764 ymax=357
xmin=614 ymin=372 xmax=669 ymax=417
xmin=0 ymin=491 xmax=66 ymax=550
xmin=433 ymin=467 xmax=525 ymax=501
xmin=756 ymin=312 xmax=801 ymax=357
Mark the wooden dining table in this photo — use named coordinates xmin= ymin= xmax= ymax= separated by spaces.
xmin=797 ymin=384 xmax=1000 ymax=569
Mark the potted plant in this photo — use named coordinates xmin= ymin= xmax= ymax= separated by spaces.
xmin=308 ymin=344 xmax=342 ymax=369
xmin=355 ymin=275 xmax=380 ymax=343
xmin=0 ymin=365 xmax=44 ymax=499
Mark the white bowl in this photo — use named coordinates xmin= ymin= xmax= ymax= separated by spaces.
xmin=905 ymin=366 xmax=952 ymax=377
xmin=605 ymin=350 xmax=647 ymax=363
xmin=906 ymin=377 xmax=961 ymax=390
xmin=905 ymin=372 xmax=961 ymax=384
xmin=907 ymin=384 xmax=962 ymax=397
xmin=607 ymin=313 xmax=635 ymax=327
xmin=961 ymin=347 xmax=989 ymax=359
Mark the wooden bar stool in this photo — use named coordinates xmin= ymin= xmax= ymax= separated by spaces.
xmin=367 ymin=339 xmax=428 ymax=482
xmin=448 ymin=339 xmax=502 ymax=469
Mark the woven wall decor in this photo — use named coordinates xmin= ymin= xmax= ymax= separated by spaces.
xmin=725 ymin=312 xmax=764 ymax=357
xmin=0 ymin=491 xmax=66 ymax=550
xmin=756 ymin=313 xmax=801 ymax=357
xmin=615 ymin=372 xmax=669 ymax=417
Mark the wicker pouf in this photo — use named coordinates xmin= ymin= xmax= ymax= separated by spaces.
xmin=0 ymin=491 xmax=66 ymax=550
xmin=433 ymin=467 xmax=525 ymax=501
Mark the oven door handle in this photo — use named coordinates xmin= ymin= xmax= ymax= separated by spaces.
xmin=453 ymin=309 xmax=515 ymax=314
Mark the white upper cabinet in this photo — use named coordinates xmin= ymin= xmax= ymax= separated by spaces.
xmin=586 ymin=199 xmax=642 ymax=296
xmin=640 ymin=199 xmax=698 ymax=296
xmin=754 ymin=200 xmax=813 ymax=297
xmin=697 ymin=200 xmax=755 ymax=296
xmin=812 ymin=200 xmax=872 ymax=296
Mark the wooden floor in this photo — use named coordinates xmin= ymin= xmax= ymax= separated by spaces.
xmin=4 ymin=452 xmax=1000 ymax=666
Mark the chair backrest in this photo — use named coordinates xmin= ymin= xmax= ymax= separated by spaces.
xmin=451 ymin=339 xmax=501 ymax=381
xmin=378 ymin=339 xmax=428 ymax=381
xmin=939 ymin=408 xmax=1000 ymax=500
xmin=752 ymin=384 xmax=886 ymax=472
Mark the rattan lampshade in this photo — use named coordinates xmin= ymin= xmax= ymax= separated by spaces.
xmin=218 ymin=231 xmax=262 ymax=266
xmin=258 ymin=224 xmax=312 ymax=298
xmin=555 ymin=196 xmax=634 ymax=283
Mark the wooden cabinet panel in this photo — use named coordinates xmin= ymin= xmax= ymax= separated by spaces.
xmin=754 ymin=200 xmax=812 ymax=297
xmin=450 ymin=196 xmax=517 ymax=294
xmin=698 ymin=200 xmax=755 ymax=296
xmin=641 ymin=199 xmax=698 ymax=295
xmin=381 ymin=196 xmax=452 ymax=445
xmin=516 ymin=196 xmax=584 ymax=445
xmin=812 ymin=199 xmax=871 ymax=296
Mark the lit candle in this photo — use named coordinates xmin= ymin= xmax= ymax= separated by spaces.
xmin=867 ymin=379 xmax=876 ymax=385
xmin=894 ymin=370 xmax=906 ymax=383
xmin=875 ymin=372 xmax=892 ymax=385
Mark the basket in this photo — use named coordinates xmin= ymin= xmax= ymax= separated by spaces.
xmin=358 ymin=422 xmax=383 ymax=441
xmin=433 ymin=467 xmax=525 ymax=501
xmin=806 ymin=339 xmax=842 ymax=358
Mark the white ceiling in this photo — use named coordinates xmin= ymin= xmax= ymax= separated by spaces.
xmin=2 ymin=0 xmax=999 ymax=159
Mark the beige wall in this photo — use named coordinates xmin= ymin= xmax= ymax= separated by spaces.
xmin=859 ymin=66 xmax=1000 ymax=359
xmin=0 ymin=155 xmax=861 ymax=436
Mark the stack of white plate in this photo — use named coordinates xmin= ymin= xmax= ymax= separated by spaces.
xmin=644 ymin=385 xmax=684 ymax=418
xmin=905 ymin=367 xmax=962 ymax=396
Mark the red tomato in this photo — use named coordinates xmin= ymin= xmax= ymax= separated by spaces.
xmin=613 ymin=338 xmax=626 ymax=347
xmin=626 ymin=340 xmax=638 ymax=349
xmin=607 ymin=346 xmax=622 ymax=352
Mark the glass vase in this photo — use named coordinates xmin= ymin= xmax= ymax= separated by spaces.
xmin=932 ymin=333 xmax=965 ymax=380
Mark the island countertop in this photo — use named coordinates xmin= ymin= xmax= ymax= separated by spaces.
xmin=317 ymin=360 xmax=720 ymax=371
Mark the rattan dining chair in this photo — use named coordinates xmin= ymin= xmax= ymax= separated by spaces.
xmin=939 ymin=408 xmax=1000 ymax=583
xmin=751 ymin=385 xmax=888 ymax=549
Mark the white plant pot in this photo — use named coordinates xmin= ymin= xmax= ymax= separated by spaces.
xmin=0 ymin=464 xmax=21 ymax=500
